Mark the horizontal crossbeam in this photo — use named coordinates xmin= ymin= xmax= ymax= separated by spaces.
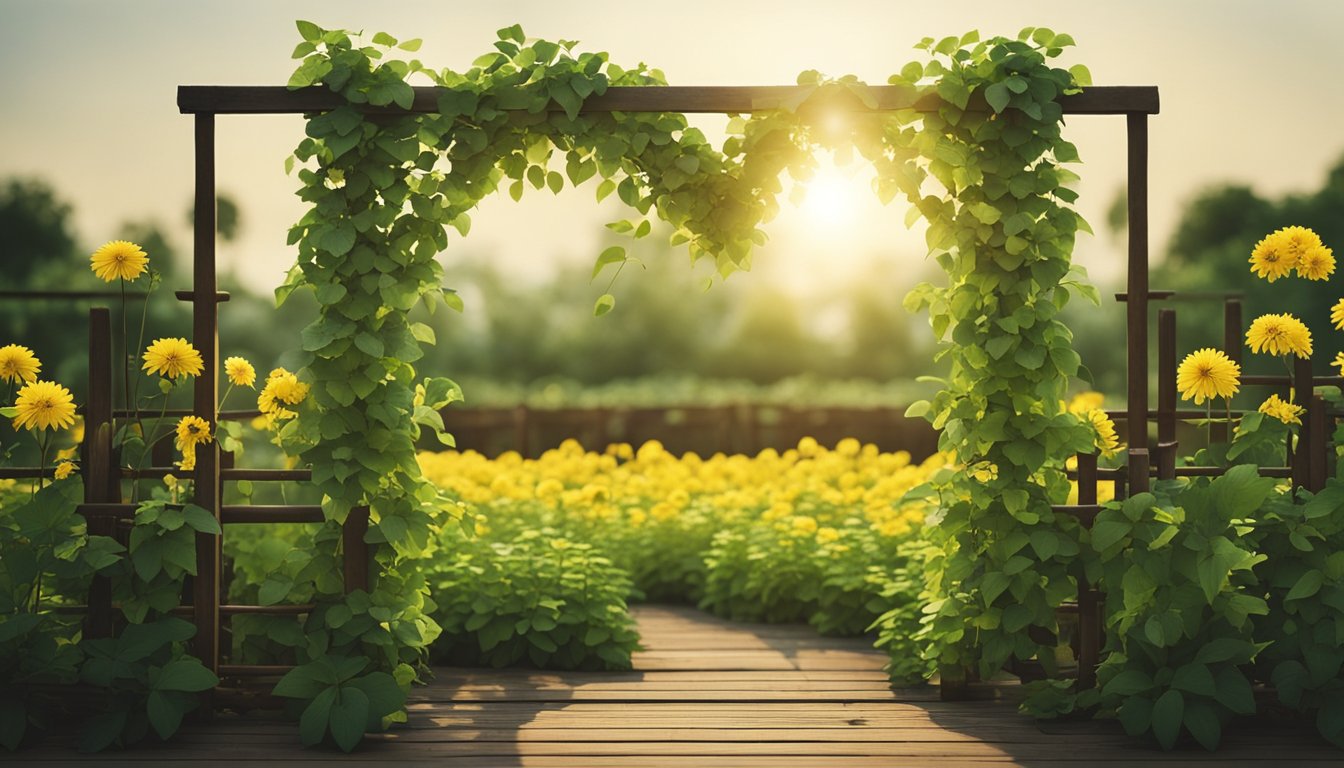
xmin=178 ymin=84 xmax=1159 ymax=116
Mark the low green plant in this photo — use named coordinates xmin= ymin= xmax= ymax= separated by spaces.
xmin=1085 ymin=467 xmax=1274 ymax=750
xmin=76 ymin=617 xmax=219 ymax=752
xmin=428 ymin=527 xmax=639 ymax=670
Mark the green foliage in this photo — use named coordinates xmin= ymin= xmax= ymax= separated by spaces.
xmin=1250 ymin=478 xmax=1344 ymax=748
xmin=273 ymin=654 xmax=412 ymax=753
xmin=893 ymin=28 xmax=1096 ymax=683
xmin=77 ymin=617 xmax=218 ymax=751
xmin=1087 ymin=467 xmax=1274 ymax=750
xmin=427 ymin=526 xmax=639 ymax=670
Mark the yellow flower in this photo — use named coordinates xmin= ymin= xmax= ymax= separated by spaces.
xmin=1336 ymin=352 xmax=1344 ymax=377
xmin=1084 ymin=409 xmax=1123 ymax=459
xmin=1246 ymin=313 xmax=1312 ymax=358
xmin=53 ymin=460 xmax=77 ymax=481
xmin=1067 ymin=391 xmax=1105 ymax=415
xmin=1297 ymin=245 xmax=1335 ymax=281
xmin=790 ymin=515 xmax=818 ymax=535
xmin=1259 ymin=393 xmax=1304 ymax=425
xmin=257 ymin=367 xmax=308 ymax=425
xmin=1249 ymin=232 xmax=1296 ymax=282
xmin=142 ymin=338 xmax=204 ymax=379
xmin=12 ymin=380 xmax=77 ymax=431
xmin=89 ymin=240 xmax=149 ymax=282
xmin=1332 ymin=299 xmax=1344 ymax=331
xmin=175 ymin=416 xmax=212 ymax=471
xmin=1278 ymin=225 xmax=1324 ymax=261
xmin=816 ymin=526 xmax=841 ymax=545
xmin=175 ymin=415 xmax=212 ymax=450
xmin=1176 ymin=348 xmax=1241 ymax=404
xmin=0 ymin=344 xmax=41 ymax=384
xmin=224 ymin=356 xmax=256 ymax=388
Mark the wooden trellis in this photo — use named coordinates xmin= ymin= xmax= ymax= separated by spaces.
xmin=24 ymin=81 xmax=1296 ymax=701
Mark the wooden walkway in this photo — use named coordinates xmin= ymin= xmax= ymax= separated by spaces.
xmin=8 ymin=605 xmax=1341 ymax=766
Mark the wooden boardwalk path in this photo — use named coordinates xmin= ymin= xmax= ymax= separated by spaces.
xmin=8 ymin=604 xmax=1341 ymax=766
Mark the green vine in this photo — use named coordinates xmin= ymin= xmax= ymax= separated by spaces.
xmin=893 ymin=30 xmax=1096 ymax=682
xmin=282 ymin=21 xmax=1095 ymax=747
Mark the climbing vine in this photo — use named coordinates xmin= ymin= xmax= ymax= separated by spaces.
xmin=281 ymin=22 xmax=1095 ymax=747
xmin=893 ymin=30 xmax=1097 ymax=684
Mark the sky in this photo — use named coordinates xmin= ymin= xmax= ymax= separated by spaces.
xmin=2 ymin=0 xmax=1342 ymax=301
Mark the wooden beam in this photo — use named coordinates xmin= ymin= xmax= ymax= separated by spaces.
xmin=178 ymin=84 xmax=1159 ymax=116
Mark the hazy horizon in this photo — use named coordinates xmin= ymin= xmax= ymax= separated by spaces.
xmin=2 ymin=1 xmax=1341 ymax=303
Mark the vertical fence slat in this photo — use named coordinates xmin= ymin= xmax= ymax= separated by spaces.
xmin=1156 ymin=308 xmax=1180 ymax=473
xmin=342 ymin=507 xmax=371 ymax=594
xmin=190 ymin=112 xmax=222 ymax=686
xmin=1128 ymin=448 xmax=1151 ymax=495
xmin=1075 ymin=452 xmax=1101 ymax=690
xmin=84 ymin=308 xmax=117 ymax=639
xmin=1125 ymin=113 xmax=1150 ymax=454
xmin=1292 ymin=356 xmax=1314 ymax=491
xmin=1223 ymin=299 xmax=1243 ymax=367
xmin=1309 ymin=394 xmax=1327 ymax=493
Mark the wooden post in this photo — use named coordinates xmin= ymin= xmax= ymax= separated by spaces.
xmin=1075 ymin=452 xmax=1101 ymax=690
xmin=84 ymin=308 xmax=117 ymax=639
xmin=1125 ymin=114 xmax=1150 ymax=454
xmin=1309 ymin=394 xmax=1328 ymax=493
xmin=1156 ymin=308 xmax=1180 ymax=473
xmin=1128 ymin=448 xmax=1151 ymax=495
xmin=342 ymin=507 xmax=371 ymax=594
xmin=190 ymin=113 xmax=222 ymax=687
xmin=1292 ymin=356 xmax=1313 ymax=491
xmin=1223 ymin=299 xmax=1243 ymax=367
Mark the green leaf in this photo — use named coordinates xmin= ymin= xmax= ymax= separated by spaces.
xmin=1183 ymin=700 xmax=1222 ymax=751
xmin=1288 ymin=569 xmax=1325 ymax=601
xmin=593 ymin=293 xmax=616 ymax=317
xmin=592 ymin=246 xmax=627 ymax=281
xmin=984 ymin=81 xmax=1011 ymax=113
xmin=329 ymin=687 xmax=370 ymax=753
xmin=146 ymin=690 xmax=186 ymax=740
xmin=1150 ymin=689 xmax=1184 ymax=749
xmin=1170 ymin=664 xmax=1216 ymax=697
xmin=154 ymin=659 xmax=219 ymax=692
xmin=1090 ymin=519 xmax=1132 ymax=551
xmin=300 ymin=686 xmax=337 ymax=746
xmin=181 ymin=504 xmax=221 ymax=535
xmin=0 ymin=698 xmax=25 ymax=750
xmin=296 ymin=20 xmax=322 ymax=43
xmin=78 ymin=710 xmax=127 ymax=753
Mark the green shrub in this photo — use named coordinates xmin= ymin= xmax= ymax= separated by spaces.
xmin=428 ymin=527 xmax=639 ymax=670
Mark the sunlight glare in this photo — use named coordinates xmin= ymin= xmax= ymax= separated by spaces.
xmin=798 ymin=162 xmax=862 ymax=229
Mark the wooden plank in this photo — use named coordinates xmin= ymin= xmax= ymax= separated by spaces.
xmin=176 ymin=85 xmax=1160 ymax=116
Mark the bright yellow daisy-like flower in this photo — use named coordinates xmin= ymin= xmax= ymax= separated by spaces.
xmin=224 ymin=356 xmax=256 ymax=388
xmin=1246 ymin=313 xmax=1312 ymax=358
xmin=1067 ymin=391 xmax=1105 ymax=415
xmin=1259 ymin=393 xmax=1304 ymax=425
xmin=1249 ymin=232 xmax=1297 ymax=282
xmin=1084 ymin=409 xmax=1123 ymax=458
xmin=89 ymin=240 xmax=149 ymax=282
xmin=1297 ymin=245 xmax=1335 ymax=281
xmin=0 ymin=344 xmax=41 ymax=384
xmin=1278 ymin=225 xmax=1324 ymax=262
xmin=174 ymin=416 xmax=212 ymax=471
xmin=1335 ymin=351 xmax=1344 ymax=377
xmin=1332 ymin=299 xmax=1344 ymax=331
xmin=142 ymin=338 xmax=204 ymax=379
xmin=12 ymin=380 xmax=77 ymax=431
xmin=53 ymin=460 xmax=77 ymax=481
xmin=257 ymin=367 xmax=309 ymax=425
xmin=1176 ymin=348 xmax=1241 ymax=405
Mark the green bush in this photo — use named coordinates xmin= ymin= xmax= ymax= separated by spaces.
xmin=427 ymin=527 xmax=640 ymax=670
